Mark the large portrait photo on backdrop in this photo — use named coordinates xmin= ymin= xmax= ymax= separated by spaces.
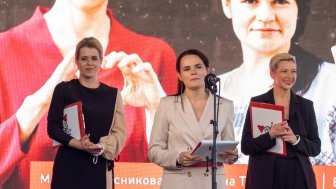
xmin=0 ymin=0 xmax=335 ymax=188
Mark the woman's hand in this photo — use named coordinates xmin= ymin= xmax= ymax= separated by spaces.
xmin=70 ymin=134 xmax=101 ymax=154
xmin=178 ymin=151 xmax=202 ymax=166
xmin=269 ymin=121 xmax=298 ymax=144
xmin=268 ymin=121 xmax=289 ymax=139
xmin=102 ymin=51 xmax=166 ymax=143
xmin=218 ymin=148 xmax=238 ymax=165
xmin=79 ymin=135 xmax=101 ymax=154
xmin=17 ymin=49 xmax=78 ymax=145
xmin=102 ymin=51 xmax=166 ymax=110
xmin=281 ymin=125 xmax=298 ymax=145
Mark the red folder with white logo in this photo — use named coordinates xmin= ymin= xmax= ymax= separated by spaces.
xmin=52 ymin=101 xmax=85 ymax=147
xmin=249 ymin=102 xmax=286 ymax=156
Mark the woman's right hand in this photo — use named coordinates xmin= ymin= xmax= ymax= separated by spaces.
xmin=80 ymin=135 xmax=101 ymax=154
xmin=268 ymin=121 xmax=288 ymax=139
xmin=178 ymin=151 xmax=202 ymax=166
xmin=218 ymin=148 xmax=238 ymax=164
xmin=70 ymin=134 xmax=101 ymax=154
xmin=16 ymin=49 xmax=78 ymax=145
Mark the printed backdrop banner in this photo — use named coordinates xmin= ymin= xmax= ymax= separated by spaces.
xmin=0 ymin=0 xmax=335 ymax=188
xmin=30 ymin=162 xmax=336 ymax=189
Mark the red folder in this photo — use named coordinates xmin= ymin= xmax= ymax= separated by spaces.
xmin=249 ymin=102 xmax=287 ymax=156
xmin=52 ymin=101 xmax=86 ymax=147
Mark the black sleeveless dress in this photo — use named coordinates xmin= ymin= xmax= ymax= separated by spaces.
xmin=48 ymin=79 xmax=117 ymax=189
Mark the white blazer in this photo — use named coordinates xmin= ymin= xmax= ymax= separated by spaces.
xmin=148 ymin=94 xmax=235 ymax=189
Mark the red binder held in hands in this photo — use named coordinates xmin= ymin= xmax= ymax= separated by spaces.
xmin=52 ymin=101 xmax=86 ymax=147
xmin=249 ymin=102 xmax=287 ymax=156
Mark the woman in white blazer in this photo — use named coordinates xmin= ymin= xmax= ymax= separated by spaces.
xmin=148 ymin=49 xmax=238 ymax=189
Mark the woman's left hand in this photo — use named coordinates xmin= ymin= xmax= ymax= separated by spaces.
xmin=218 ymin=148 xmax=238 ymax=165
xmin=102 ymin=51 xmax=166 ymax=111
xmin=178 ymin=151 xmax=203 ymax=166
xmin=281 ymin=125 xmax=298 ymax=144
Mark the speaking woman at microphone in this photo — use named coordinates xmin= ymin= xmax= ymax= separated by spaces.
xmin=148 ymin=49 xmax=238 ymax=189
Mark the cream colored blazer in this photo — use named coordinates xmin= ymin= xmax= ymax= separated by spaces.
xmin=148 ymin=94 xmax=235 ymax=189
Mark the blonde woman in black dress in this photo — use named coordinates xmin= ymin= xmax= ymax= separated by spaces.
xmin=48 ymin=37 xmax=126 ymax=189
xmin=241 ymin=53 xmax=321 ymax=189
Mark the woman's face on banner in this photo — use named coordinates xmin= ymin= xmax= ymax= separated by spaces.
xmin=222 ymin=0 xmax=298 ymax=53
xmin=67 ymin=0 xmax=107 ymax=11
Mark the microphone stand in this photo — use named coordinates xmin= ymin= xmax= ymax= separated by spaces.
xmin=208 ymin=83 xmax=219 ymax=189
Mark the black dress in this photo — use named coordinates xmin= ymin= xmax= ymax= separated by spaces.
xmin=48 ymin=79 xmax=117 ymax=189
xmin=241 ymin=89 xmax=321 ymax=189
xmin=272 ymin=143 xmax=307 ymax=188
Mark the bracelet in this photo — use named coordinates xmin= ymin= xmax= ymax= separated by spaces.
xmin=97 ymin=143 xmax=105 ymax=155
xmin=176 ymin=161 xmax=183 ymax=168
xmin=292 ymin=135 xmax=300 ymax=146
xmin=177 ymin=152 xmax=182 ymax=164
xmin=92 ymin=143 xmax=105 ymax=164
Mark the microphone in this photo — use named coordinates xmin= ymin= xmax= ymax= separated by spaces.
xmin=204 ymin=73 xmax=220 ymax=87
